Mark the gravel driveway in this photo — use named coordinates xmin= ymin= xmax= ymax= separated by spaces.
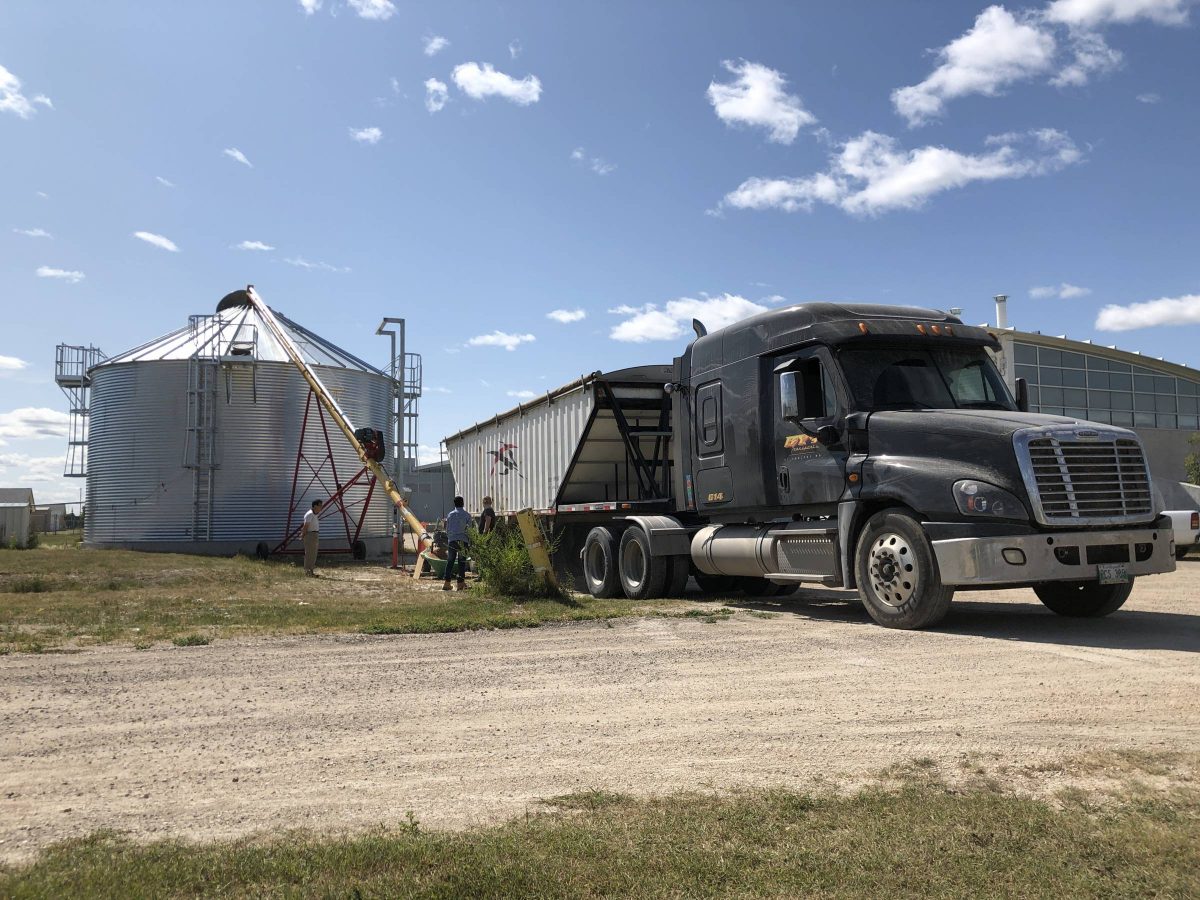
xmin=2 ymin=564 xmax=1198 ymax=861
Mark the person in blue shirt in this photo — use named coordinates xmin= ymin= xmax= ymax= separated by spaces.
xmin=442 ymin=496 xmax=473 ymax=591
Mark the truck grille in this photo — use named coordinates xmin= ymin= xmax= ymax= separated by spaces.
xmin=1018 ymin=431 xmax=1153 ymax=525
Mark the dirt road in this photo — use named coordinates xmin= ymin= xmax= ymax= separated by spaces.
xmin=2 ymin=565 xmax=1198 ymax=861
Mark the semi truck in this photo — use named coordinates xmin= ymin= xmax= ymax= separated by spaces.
xmin=445 ymin=303 xmax=1175 ymax=628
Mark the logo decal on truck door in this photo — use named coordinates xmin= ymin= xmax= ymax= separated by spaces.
xmin=783 ymin=434 xmax=819 ymax=451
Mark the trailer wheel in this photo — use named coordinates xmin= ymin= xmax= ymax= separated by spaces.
xmin=1034 ymin=581 xmax=1133 ymax=617
xmin=663 ymin=555 xmax=690 ymax=598
xmin=855 ymin=510 xmax=954 ymax=629
xmin=618 ymin=527 xmax=669 ymax=599
xmin=693 ymin=573 xmax=738 ymax=595
xmin=582 ymin=527 xmax=622 ymax=598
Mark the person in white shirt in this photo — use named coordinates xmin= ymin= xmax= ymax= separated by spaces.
xmin=302 ymin=498 xmax=324 ymax=577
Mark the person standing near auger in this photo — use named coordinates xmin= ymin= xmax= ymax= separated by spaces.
xmin=443 ymin=496 xmax=472 ymax=591
xmin=302 ymin=498 xmax=323 ymax=577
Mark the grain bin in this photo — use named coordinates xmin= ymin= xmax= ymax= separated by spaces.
xmin=83 ymin=290 xmax=395 ymax=555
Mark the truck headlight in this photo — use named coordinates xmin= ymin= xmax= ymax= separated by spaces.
xmin=953 ymin=480 xmax=1027 ymax=520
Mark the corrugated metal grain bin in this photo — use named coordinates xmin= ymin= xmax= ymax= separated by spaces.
xmin=444 ymin=365 xmax=675 ymax=516
xmin=83 ymin=292 xmax=395 ymax=555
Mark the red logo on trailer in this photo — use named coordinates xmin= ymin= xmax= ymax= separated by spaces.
xmin=489 ymin=442 xmax=523 ymax=478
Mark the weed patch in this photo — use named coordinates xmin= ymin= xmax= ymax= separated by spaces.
xmin=170 ymin=634 xmax=211 ymax=647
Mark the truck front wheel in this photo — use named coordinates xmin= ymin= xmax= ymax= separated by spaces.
xmin=582 ymin=527 xmax=622 ymax=598
xmin=618 ymin=527 xmax=669 ymax=599
xmin=1034 ymin=581 xmax=1132 ymax=617
xmin=854 ymin=510 xmax=954 ymax=629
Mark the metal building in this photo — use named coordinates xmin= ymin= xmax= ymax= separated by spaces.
xmin=988 ymin=294 xmax=1200 ymax=506
xmin=0 ymin=488 xmax=36 ymax=548
xmin=65 ymin=290 xmax=402 ymax=556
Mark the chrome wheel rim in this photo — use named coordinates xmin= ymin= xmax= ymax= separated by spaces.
xmin=869 ymin=532 xmax=917 ymax=607
xmin=622 ymin=540 xmax=646 ymax=589
xmin=585 ymin=542 xmax=607 ymax=586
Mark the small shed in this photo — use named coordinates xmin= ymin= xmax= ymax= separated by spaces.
xmin=0 ymin=488 xmax=36 ymax=548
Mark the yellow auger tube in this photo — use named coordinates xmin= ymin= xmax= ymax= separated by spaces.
xmin=244 ymin=286 xmax=430 ymax=551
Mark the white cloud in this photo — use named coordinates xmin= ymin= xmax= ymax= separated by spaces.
xmin=467 ymin=331 xmax=536 ymax=351
xmin=610 ymin=294 xmax=767 ymax=343
xmin=507 ymin=390 xmax=537 ymax=399
xmin=1137 ymin=91 xmax=1162 ymax=103
xmin=509 ymin=39 xmax=522 ymax=59
xmin=36 ymin=266 xmax=84 ymax=283
xmin=452 ymin=62 xmax=542 ymax=105
xmin=390 ymin=76 xmax=402 ymax=95
xmin=546 ymin=308 xmax=586 ymax=323
xmin=298 ymin=0 xmax=322 ymax=14
xmin=706 ymin=59 xmax=816 ymax=144
xmin=1044 ymin=0 xmax=1192 ymax=27
xmin=0 ymin=408 xmax=70 ymax=442
xmin=237 ymin=240 xmax=274 ymax=251
xmin=1030 ymin=282 xmax=1092 ymax=299
xmin=1051 ymin=31 xmax=1123 ymax=87
xmin=35 ymin=191 xmax=48 ymax=199
xmin=720 ymin=128 xmax=1081 ymax=217
xmin=349 ymin=126 xmax=382 ymax=144
xmin=154 ymin=175 xmax=175 ymax=187
xmin=133 ymin=230 xmax=180 ymax=252
xmin=13 ymin=227 xmax=51 ymax=238
xmin=1095 ymin=293 xmax=1200 ymax=330
xmin=0 ymin=452 xmax=65 ymax=483
xmin=0 ymin=356 xmax=29 ymax=371
xmin=0 ymin=64 xmax=48 ymax=119
xmin=425 ymin=78 xmax=448 ymax=113
xmin=423 ymin=35 xmax=449 ymax=56
xmin=223 ymin=147 xmax=252 ymax=167
xmin=892 ymin=6 xmax=1057 ymax=127
xmin=570 ymin=147 xmax=616 ymax=175
xmin=284 ymin=256 xmax=350 ymax=273
xmin=347 ymin=0 xmax=395 ymax=20
xmin=415 ymin=443 xmax=444 ymax=466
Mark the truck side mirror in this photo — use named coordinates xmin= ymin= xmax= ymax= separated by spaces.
xmin=815 ymin=424 xmax=841 ymax=446
xmin=1015 ymin=377 xmax=1030 ymax=413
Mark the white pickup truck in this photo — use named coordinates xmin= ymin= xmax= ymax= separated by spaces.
xmin=1166 ymin=510 xmax=1200 ymax=560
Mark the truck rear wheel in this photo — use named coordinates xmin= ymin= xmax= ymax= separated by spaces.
xmin=618 ymin=527 xmax=669 ymax=600
xmin=1034 ymin=581 xmax=1132 ymax=617
xmin=663 ymin=556 xmax=690 ymax=598
xmin=739 ymin=578 xmax=796 ymax=598
xmin=694 ymin=573 xmax=738 ymax=595
xmin=582 ymin=527 xmax=622 ymax=598
xmin=855 ymin=510 xmax=954 ymax=629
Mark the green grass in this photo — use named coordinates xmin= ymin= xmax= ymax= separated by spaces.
xmin=1 ymin=781 xmax=1196 ymax=898
xmin=0 ymin=545 xmax=686 ymax=652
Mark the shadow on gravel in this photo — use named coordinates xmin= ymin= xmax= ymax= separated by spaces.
xmin=714 ymin=587 xmax=1200 ymax=653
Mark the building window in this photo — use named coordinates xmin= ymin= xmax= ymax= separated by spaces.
xmin=1012 ymin=341 xmax=1200 ymax=431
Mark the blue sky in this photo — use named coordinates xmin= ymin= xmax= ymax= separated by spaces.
xmin=2 ymin=0 xmax=1199 ymax=503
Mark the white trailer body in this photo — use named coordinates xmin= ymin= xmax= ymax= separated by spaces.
xmin=444 ymin=366 xmax=676 ymax=517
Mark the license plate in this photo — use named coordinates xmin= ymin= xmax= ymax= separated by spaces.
xmin=1097 ymin=562 xmax=1131 ymax=585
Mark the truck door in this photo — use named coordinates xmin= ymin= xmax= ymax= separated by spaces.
xmin=774 ymin=349 xmax=847 ymax=508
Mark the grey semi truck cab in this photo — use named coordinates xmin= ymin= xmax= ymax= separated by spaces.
xmin=593 ymin=302 xmax=1174 ymax=628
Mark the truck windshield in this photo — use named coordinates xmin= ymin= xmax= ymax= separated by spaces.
xmin=837 ymin=346 xmax=1016 ymax=412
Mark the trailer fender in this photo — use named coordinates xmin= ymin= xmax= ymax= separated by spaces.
xmin=620 ymin=515 xmax=692 ymax=557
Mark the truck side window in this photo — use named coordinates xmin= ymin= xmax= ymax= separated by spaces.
xmin=695 ymin=381 xmax=724 ymax=455
xmin=781 ymin=358 xmax=835 ymax=420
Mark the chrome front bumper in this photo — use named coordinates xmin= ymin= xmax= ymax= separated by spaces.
xmin=932 ymin=527 xmax=1175 ymax=587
